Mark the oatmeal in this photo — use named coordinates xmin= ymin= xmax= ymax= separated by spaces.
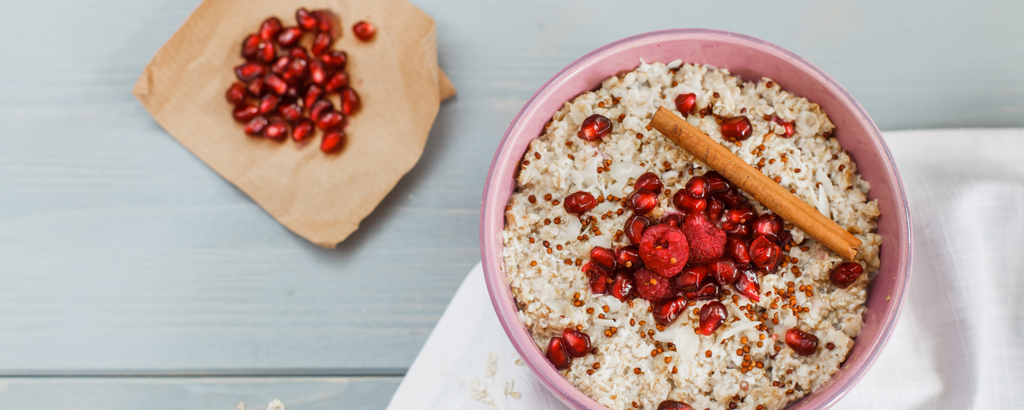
xmin=501 ymin=61 xmax=881 ymax=410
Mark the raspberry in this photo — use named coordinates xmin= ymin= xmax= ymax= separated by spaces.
xmin=635 ymin=268 xmax=673 ymax=302
xmin=680 ymin=213 xmax=727 ymax=265
xmin=638 ymin=225 xmax=689 ymax=277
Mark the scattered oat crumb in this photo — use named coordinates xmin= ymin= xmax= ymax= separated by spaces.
xmin=504 ymin=379 xmax=522 ymax=400
xmin=468 ymin=379 xmax=498 ymax=410
xmin=266 ymin=399 xmax=285 ymax=410
xmin=237 ymin=402 xmax=246 ymax=410
xmin=515 ymin=358 xmax=524 ymax=366
xmin=485 ymin=352 xmax=498 ymax=377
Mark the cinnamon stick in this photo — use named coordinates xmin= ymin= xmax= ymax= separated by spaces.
xmin=648 ymin=106 xmax=862 ymax=260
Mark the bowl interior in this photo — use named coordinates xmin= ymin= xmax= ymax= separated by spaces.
xmin=480 ymin=29 xmax=912 ymax=410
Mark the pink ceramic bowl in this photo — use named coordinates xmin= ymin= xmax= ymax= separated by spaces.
xmin=480 ymin=29 xmax=912 ymax=409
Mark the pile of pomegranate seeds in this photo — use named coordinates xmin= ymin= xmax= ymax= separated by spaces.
xmin=226 ymin=8 xmax=377 ymax=153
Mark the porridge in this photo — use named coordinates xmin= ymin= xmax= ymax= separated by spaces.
xmin=501 ymin=61 xmax=881 ymax=410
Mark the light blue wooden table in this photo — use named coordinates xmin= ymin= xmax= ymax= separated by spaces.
xmin=0 ymin=0 xmax=1022 ymax=408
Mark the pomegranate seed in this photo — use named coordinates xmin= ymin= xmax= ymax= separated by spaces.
xmin=734 ymin=267 xmax=760 ymax=302
xmin=704 ymin=171 xmax=731 ymax=194
xmin=829 ymin=262 xmax=865 ymax=288
xmin=340 ymin=87 xmax=361 ymax=115
xmin=259 ymin=41 xmax=277 ymax=63
xmin=270 ymin=56 xmax=290 ymax=75
xmin=258 ymin=94 xmax=279 ymax=115
xmin=352 ymin=21 xmax=376 ymax=41
xmin=325 ymin=72 xmax=350 ymax=93
xmin=241 ymin=34 xmax=261 ymax=59
xmin=282 ymin=58 xmax=308 ymax=84
xmin=725 ymin=235 xmax=751 ymax=265
xmin=725 ymin=207 xmax=757 ymax=224
xmin=673 ymin=191 xmax=706 ymax=213
xmin=304 ymin=84 xmax=324 ymax=109
xmin=587 ymin=265 xmax=609 ymax=294
xmin=577 ymin=114 xmax=612 ymax=141
xmin=624 ymin=214 xmax=650 ymax=244
xmin=561 ymin=329 xmax=592 ymax=358
xmin=716 ymin=189 xmax=748 ymax=208
xmin=259 ymin=17 xmax=282 ymax=41
xmin=311 ymin=32 xmax=332 ymax=55
xmin=652 ymin=296 xmax=687 ymax=326
xmin=683 ymin=281 xmax=720 ymax=301
xmin=674 ymin=93 xmax=696 ymax=116
xmin=629 ymin=188 xmax=658 ymax=215
xmin=277 ymin=27 xmax=302 ymax=47
xmin=226 ymin=82 xmax=246 ymax=104
xmin=316 ymin=110 xmax=345 ymax=131
xmin=672 ymin=266 xmax=707 ymax=292
xmin=283 ymin=86 xmax=300 ymax=101
xmin=545 ymin=337 xmax=571 ymax=370
xmin=264 ymin=117 xmax=288 ymax=140
xmin=609 ymin=271 xmax=635 ymax=302
xmin=634 ymin=172 xmax=663 ymax=194
xmin=313 ymin=10 xmax=338 ymax=38
xmin=288 ymin=47 xmax=309 ymax=61
xmin=563 ymin=191 xmax=596 ymax=216
xmin=320 ymin=130 xmax=346 ymax=152
xmin=720 ymin=116 xmax=753 ymax=141
xmin=639 ymin=224 xmax=690 ymax=277
xmin=321 ymin=51 xmax=347 ymax=69
xmin=232 ymin=104 xmax=259 ymax=122
xmin=246 ymin=77 xmax=264 ymax=97
xmin=292 ymin=119 xmax=314 ymax=142
xmin=698 ymin=301 xmax=727 ymax=335
xmin=296 ymin=8 xmax=318 ymax=31
xmin=705 ymin=197 xmax=725 ymax=221
xmin=684 ymin=176 xmax=709 ymax=199
xmin=589 ymin=246 xmax=617 ymax=271
xmin=723 ymin=221 xmax=752 ymax=239
xmin=707 ymin=258 xmax=738 ymax=286
xmin=660 ymin=213 xmax=685 ymax=228
xmin=615 ymin=246 xmax=643 ymax=271
xmin=264 ymin=74 xmax=288 ymax=95
xmin=309 ymin=60 xmax=329 ymax=85
xmin=244 ymin=115 xmax=269 ymax=136
xmin=752 ymin=213 xmax=784 ymax=242
xmin=309 ymin=99 xmax=333 ymax=122
xmin=785 ymin=328 xmax=819 ymax=356
xmin=657 ymin=401 xmax=694 ymax=410
xmin=748 ymin=236 xmax=782 ymax=274
xmin=278 ymin=103 xmax=303 ymax=122
xmin=777 ymin=229 xmax=794 ymax=247
xmin=773 ymin=117 xmax=796 ymax=138
xmin=235 ymin=62 xmax=265 ymax=82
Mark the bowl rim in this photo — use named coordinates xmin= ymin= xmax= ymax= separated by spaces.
xmin=480 ymin=28 xmax=913 ymax=410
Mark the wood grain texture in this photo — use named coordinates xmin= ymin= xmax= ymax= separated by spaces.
xmin=0 ymin=377 xmax=401 ymax=410
xmin=0 ymin=0 xmax=1021 ymax=379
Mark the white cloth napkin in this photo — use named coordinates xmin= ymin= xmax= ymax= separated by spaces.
xmin=387 ymin=129 xmax=1024 ymax=410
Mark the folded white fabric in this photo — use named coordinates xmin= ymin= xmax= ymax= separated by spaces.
xmin=387 ymin=129 xmax=1024 ymax=410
